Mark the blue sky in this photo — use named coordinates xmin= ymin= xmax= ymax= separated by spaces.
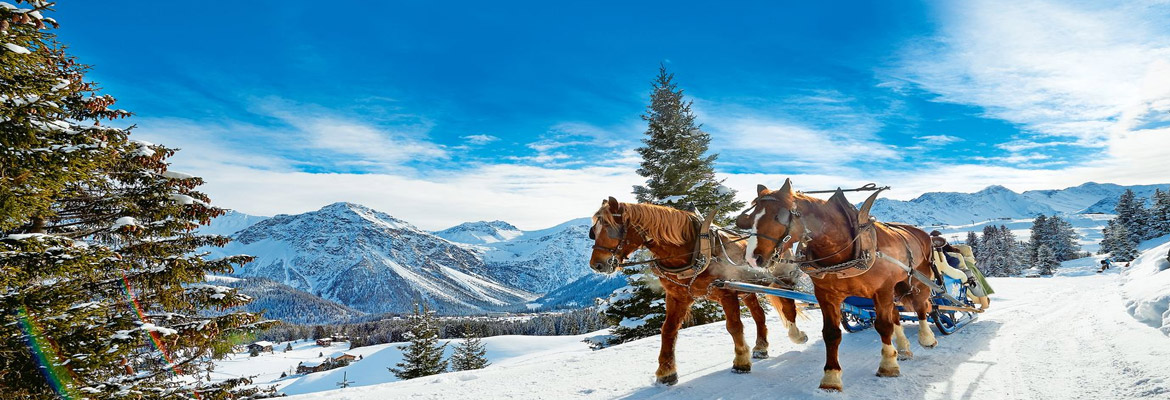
xmin=53 ymin=0 xmax=1170 ymax=229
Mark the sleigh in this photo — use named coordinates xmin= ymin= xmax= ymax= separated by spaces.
xmin=714 ymin=182 xmax=983 ymax=336
xmin=713 ymin=271 xmax=981 ymax=335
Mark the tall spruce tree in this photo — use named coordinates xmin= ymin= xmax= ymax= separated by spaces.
xmin=595 ymin=66 xmax=734 ymax=346
xmin=1151 ymin=189 xmax=1170 ymax=237
xmin=1028 ymin=215 xmax=1051 ymax=267
xmin=1114 ymin=190 xmax=1151 ymax=241
xmin=1036 ymin=244 xmax=1059 ymax=276
xmin=632 ymin=65 xmax=744 ymax=222
xmin=388 ymin=303 xmax=447 ymax=380
xmin=1100 ymin=220 xmax=1139 ymax=261
xmin=1029 ymin=215 xmax=1082 ymax=269
xmin=449 ymin=324 xmax=489 ymax=371
xmin=1 ymin=3 xmax=273 ymax=399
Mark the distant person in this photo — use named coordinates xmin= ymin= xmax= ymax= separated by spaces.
xmin=1098 ymin=259 xmax=1112 ymax=273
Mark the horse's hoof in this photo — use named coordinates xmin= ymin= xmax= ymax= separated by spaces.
xmin=897 ymin=350 xmax=914 ymax=360
xmin=752 ymin=350 xmax=769 ymax=359
xmin=876 ymin=367 xmax=900 ymax=377
xmin=732 ymin=364 xmax=751 ymax=374
xmin=819 ymin=370 xmax=843 ymax=391
xmin=790 ymin=332 xmax=809 ymax=344
xmin=656 ymin=373 xmax=678 ymax=386
xmin=818 ymin=384 xmax=843 ymax=392
xmin=920 ymin=340 xmax=938 ymax=349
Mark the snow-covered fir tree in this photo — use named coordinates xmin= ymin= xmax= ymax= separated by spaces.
xmin=1114 ymin=189 xmax=1152 ymax=240
xmin=449 ymin=324 xmax=490 ymax=371
xmin=1151 ymin=189 xmax=1170 ymax=237
xmin=388 ymin=303 xmax=447 ymax=380
xmin=596 ymin=67 xmax=732 ymax=346
xmin=1027 ymin=215 xmax=1051 ymax=266
xmin=976 ymin=225 xmax=1024 ymax=276
xmin=1 ymin=3 xmax=273 ymax=399
xmin=965 ymin=231 xmax=980 ymax=254
xmin=632 ymin=65 xmax=744 ymax=222
xmin=1029 ymin=215 xmax=1082 ymax=269
xmin=1035 ymin=244 xmax=1060 ymax=276
xmin=1100 ymin=219 xmax=1139 ymax=261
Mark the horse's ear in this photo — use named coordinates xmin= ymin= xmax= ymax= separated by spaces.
xmin=778 ymin=178 xmax=793 ymax=197
xmin=756 ymin=184 xmax=768 ymax=195
xmin=607 ymin=196 xmax=621 ymax=213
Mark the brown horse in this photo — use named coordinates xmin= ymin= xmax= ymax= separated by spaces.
xmin=735 ymin=179 xmax=937 ymax=391
xmin=588 ymin=197 xmax=807 ymax=385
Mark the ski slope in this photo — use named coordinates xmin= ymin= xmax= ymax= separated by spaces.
xmin=281 ymin=270 xmax=1170 ymax=399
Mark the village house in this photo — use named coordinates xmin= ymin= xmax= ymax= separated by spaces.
xmin=295 ymin=360 xmax=328 ymax=374
xmin=315 ymin=338 xmax=333 ymax=347
xmin=247 ymin=341 xmax=274 ymax=354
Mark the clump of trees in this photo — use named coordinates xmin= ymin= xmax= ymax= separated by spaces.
xmin=1027 ymin=215 xmax=1083 ymax=275
xmin=1100 ymin=189 xmax=1170 ymax=261
xmin=257 ymin=308 xmax=604 ymax=347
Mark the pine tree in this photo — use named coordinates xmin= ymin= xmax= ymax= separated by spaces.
xmin=1028 ymin=215 xmax=1050 ymax=267
xmin=388 ymin=303 xmax=447 ymax=380
xmin=1028 ymin=215 xmax=1082 ymax=269
xmin=1100 ymin=220 xmax=1139 ymax=261
xmin=965 ymin=231 xmax=980 ymax=255
xmin=632 ymin=65 xmax=744 ymax=224
xmin=1115 ymin=190 xmax=1152 ymax=241
xmin=596 ymin=66 xmax=734 ymax=347
xmin=449 ymin=324 xmax=490 ymax=371
xmin=285 ymin=343 xmax=294 ymax=353
xmin=1048 ymin=216 xmax=1081 ymax=261
xmin=976 ymin=226 xmax=999 ymax=276
xmin=1151 ymin=189 xmax=1170 ymax=237
xmin=1 ymin=3 xmax=273 ymax=399
xmin=1036 ymin=244 xmax=1059 ymax=276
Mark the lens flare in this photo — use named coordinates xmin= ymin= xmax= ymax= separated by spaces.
xmin=120 ymin=273 xmax=201 ymax=399
xmin=17 ymin=305 xmax=76 ymax=400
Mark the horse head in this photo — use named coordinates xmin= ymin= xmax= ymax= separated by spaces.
xmin=735 ymin=179 xmax=805 ymax=277
xmin=588 ymin=196 xmax=648 ymax=274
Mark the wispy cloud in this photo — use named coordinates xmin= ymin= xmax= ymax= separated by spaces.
xmin=461 ymin=134 xmax=499 ymax=145
xmin=895 ymin=0 xmax=1170 ymax=146
xmin=915 ymin=134 xmax=963 ymax=146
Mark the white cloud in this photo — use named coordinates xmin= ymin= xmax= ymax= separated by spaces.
xmin=710 ymin=115 xmax=898 ymax=164
xmin=915 ymin=135 xmax=963 ymax=146
xmin=461 ymin=134 xmax=499 ymax=145
xmin=896 ymin=0 xmax=1170 ymax=146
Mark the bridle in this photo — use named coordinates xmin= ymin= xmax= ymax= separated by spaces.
xmin=738 ymin=194 xmax=807 ymax=264
xmin=738 ymin=194 xmax=862 ymax=269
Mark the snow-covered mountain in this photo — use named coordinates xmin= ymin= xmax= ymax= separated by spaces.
xmin=432 ymin=220 xmax=522 ymax=244
xmin=198 ymin=210 xmax=268 ymax=237
xmin=435 ymin=217 xmax=625 ymax=307
xmin=211 ymin=202 xmax=537 ymax=315
xmin=870 ymin=182 xmax=1170 ymax=226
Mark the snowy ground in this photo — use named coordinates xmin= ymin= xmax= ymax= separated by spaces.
xmin=272 ymin=258 xmax=1170 ymax=399
xmin=212 ymin=332 xmax=603 ymax=395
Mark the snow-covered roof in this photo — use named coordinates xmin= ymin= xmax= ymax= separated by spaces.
xmin=298 ymin=361 xmax=323 ymax=368
xmin=251 ymin=341 xmax=274 ymax=347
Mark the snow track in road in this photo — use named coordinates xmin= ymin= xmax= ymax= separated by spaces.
xmin=287 ymin=274 xmax=1170 ymax=399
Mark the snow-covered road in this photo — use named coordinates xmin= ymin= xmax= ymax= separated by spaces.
xmin=288 ymin=273 xmax=1170 ymax=399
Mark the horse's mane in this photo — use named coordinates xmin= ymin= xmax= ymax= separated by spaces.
xmin=594 ymin=201 xmax=695 ymax=246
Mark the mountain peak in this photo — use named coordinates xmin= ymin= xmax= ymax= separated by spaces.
xmin=977 ymin=185 xmax=1015 ymax=194
xmin=434 ymin=220 xmax=523 ymax=245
